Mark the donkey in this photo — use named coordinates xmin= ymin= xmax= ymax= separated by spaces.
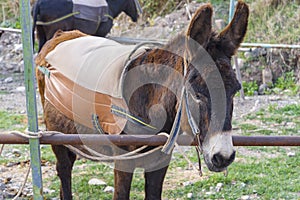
xmin=35 ymin=1 xmax=249 ymax=199
xmin=32 ymin=0 xmax=141 ymax=52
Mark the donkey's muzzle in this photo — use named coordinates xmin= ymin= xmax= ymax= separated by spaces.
xmin=211 ymin=150 xmax=236 ymax=170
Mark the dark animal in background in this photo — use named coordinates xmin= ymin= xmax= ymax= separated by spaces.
xmin=35 ymin=1 xmax=249 ymax=200
xmin=32 ymin=0 xmax=141 ymax=52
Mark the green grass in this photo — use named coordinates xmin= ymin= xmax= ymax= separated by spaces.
xmin=0 ymin=110 xmax=27 ymax=131
xmin=243 ymin=103 xmax=300 ymax=136
xmin=165 ymin=152 xmax=300 ymax=199
xmin=245 ymin=1 xmax=300 ymax=44
xmin=1 ymin=101 xmax=300 ymax=199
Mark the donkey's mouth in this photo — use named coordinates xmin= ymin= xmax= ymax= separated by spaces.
xmin=203 ymin=150 xmax=236 ymax=172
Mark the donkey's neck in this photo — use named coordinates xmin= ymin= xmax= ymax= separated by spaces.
xmin=107 ymin=0 xmax=127 ymax=18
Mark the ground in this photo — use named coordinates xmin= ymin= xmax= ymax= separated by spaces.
xmin=0 ymin=2 xmax=299 ymax=199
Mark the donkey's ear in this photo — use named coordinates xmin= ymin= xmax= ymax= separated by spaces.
xmin=186 ymin=4 xmax=213 ymax=46
xmin=218 ymin=1 xmax=249 ymax=56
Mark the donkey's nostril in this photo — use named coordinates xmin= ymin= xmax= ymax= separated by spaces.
xmin=212 ymin=153 xmax=223 ymax=167
xmin=212 ymin=151 xmax=236 ymax=168
xmin=229 ymin=150 xmax=236 ymax=163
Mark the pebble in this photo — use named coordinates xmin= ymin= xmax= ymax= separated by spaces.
xmin=4 ymin=77 xmax=13 ymax=83
xmin=182 ymin=181 xmax=193 ymax=187
xmin=215 ymin=182 xmax=223 ymax=192
xmin=287 ymin=152 xmax=296 ymax=157
xmin=205 ymin=191 xmax=215 ymax=195
xmin=44 ymin=188 xmax=56 ymax=194
xmin=12 ymin=149 xmax=22 ymax=157
xmin=13 ymin=86 xmax=25 ymax=93
xmin=240 ymin=195 xmax=251 ymax=200
xmin=103 ymin=186 xmax=114 ymax=193
xmin=13 ymin=44 xmax=23 ymax=52
xmin=88 ymin=178 xmax=106 ymax=186
xmin=187 ymin=192 xmax=193 ymax=198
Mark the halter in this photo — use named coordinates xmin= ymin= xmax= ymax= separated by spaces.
xmin=163 ymin=50 xmax=204 ymax=175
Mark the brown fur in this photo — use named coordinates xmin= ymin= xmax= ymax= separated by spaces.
xmin=36 ymin=2 xmax=249 ymax=199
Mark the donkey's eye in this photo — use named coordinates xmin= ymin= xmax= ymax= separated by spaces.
xmin=191 ymin=92 xmax=206 ymax=102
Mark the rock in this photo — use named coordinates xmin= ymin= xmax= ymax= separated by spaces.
xmin=88 ymin=178 xmax=106 ymax=186
xmin=233 ymin=58 xmax=245 ymax=70
xmin=182 ymin=181 xmax=193 ymax=187
xmin=258 ymin=83 xmax=269 ymax=95
xmin=240 ymin=182 xmax=247 ymax=187
xmin=187 ymin=192 xmax=193 ymax=198
xmin=244 ymin=48 xmax=267 ymax=59
xmin=4 ymin=77 xmax=13 ymax=83
xmin=262 ymin=67 xmax=273 ymax=85
xmin=44 ymin=188 xmax=56 ymax=194
xmin=240 ymin=195 xmax=251 ymax=200
xmin=244 ymin=51 xmax=252 ymax=59
xmin=12 ymin=149 xmax=22 ymax=157
xmin=13 ymin=44 xmax=23 ymax=53
xmin=13 ymin=86 xmax=26 ymax=93
xmin=103 ymin=186 xmax=114 ymax=193
xmin=215 ymin=182 xmax=223 ymax=192
xmin=205 ymin=191 xmax=215 ymax=195
xmin=287 ymin=152 xmax=296 ymax=157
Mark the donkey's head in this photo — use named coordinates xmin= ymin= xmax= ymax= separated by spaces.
xmin=183 ymin=1 xmax=249 ymax=172
xmin=108 ymin=0 xmax=141 ymax=22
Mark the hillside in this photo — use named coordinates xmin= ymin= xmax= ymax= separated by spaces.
xmin=1 ymin=0 xmax=299 ymax=95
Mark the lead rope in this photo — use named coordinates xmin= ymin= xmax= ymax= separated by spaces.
xmin=159 ymin=132 xmax=200 ymax=174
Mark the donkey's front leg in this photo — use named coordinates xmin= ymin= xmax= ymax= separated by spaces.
xmin=144 ymin=165 xmax=169 ymax=200
xmin=52 ymin=145 xmax=76 ymax=200
xmin=113 ymin=160 xmax=134 ymax=200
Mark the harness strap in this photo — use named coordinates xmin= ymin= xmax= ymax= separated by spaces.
xmin=111 ymin=105 xmax=157 ymax=130
xmin=91 ymin=114 xmax=105 ymax=134
xmin=38 ymin=66 xmax=50 ymax=78
xmin=184 ymin=91 xmax=200 ymax=136
xmin=161 ymin=87 xmax=185 ymax=154
xmin=36 ymin=12 xmax=80 ymax=26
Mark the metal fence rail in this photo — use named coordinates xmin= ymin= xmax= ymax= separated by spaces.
xmin=2 ymin=27 xmax=300 ymax=49
xmin=1 ymin=133 xmax=300 ymax=146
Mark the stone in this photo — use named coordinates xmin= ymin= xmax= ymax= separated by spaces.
xmin=240 ymin=195 xmax=251 ymax=200
xmin=182 ymin=181 xmax=193 ymax=187
xmin=287 ymin=152 xmax=296 ymax=157
xmin=187 ymin=192 xmax=193 ymax=198
xmin=215 ymin=182 xmax=223 ymax=192
xmin=44 ymin=188 xmax=56 ymax=194
xmin=12 ymin=149 xmax=22 ymax=157
xmin=233 ymin=58 xmax=245 ymax=70
xmin=13 ymin=44 xmax=22 ymax=51
xmin=4 ymin=77 xmax=13 ymax=83
xmin=262 ymin=67 xmax=273 ymax=85
xmin=103 ymin=186 xmax=114 ymax=193
xmin=88 ymin=178 xmax=106 ymax=186
xmin=13 ymin=86 xmax=26 ymax=93
xmin=258 ymin=83 xmax=269 ymax=95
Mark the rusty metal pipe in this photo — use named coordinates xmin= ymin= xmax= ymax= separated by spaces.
xmin=1 ymin=134 xmax=300 ymax=146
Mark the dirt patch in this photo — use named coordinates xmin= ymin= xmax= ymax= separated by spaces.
xmin=0 ymin=3 xmax=299 ymax=199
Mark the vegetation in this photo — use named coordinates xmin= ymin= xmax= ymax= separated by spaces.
xmin=0 ymin=110 xmax=26 ymax=131
xmin=0 ymin=0 xmax=299 ymax=199
xmin=0 ymin=102 xmax=299 ymax=199
xmin=241 ymin=71 xmax=299 ymax=96
xmin=242 ymin=81 xmax=259 ymax=96
xmin=0 ymin=0 xmax=20 ymax=28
